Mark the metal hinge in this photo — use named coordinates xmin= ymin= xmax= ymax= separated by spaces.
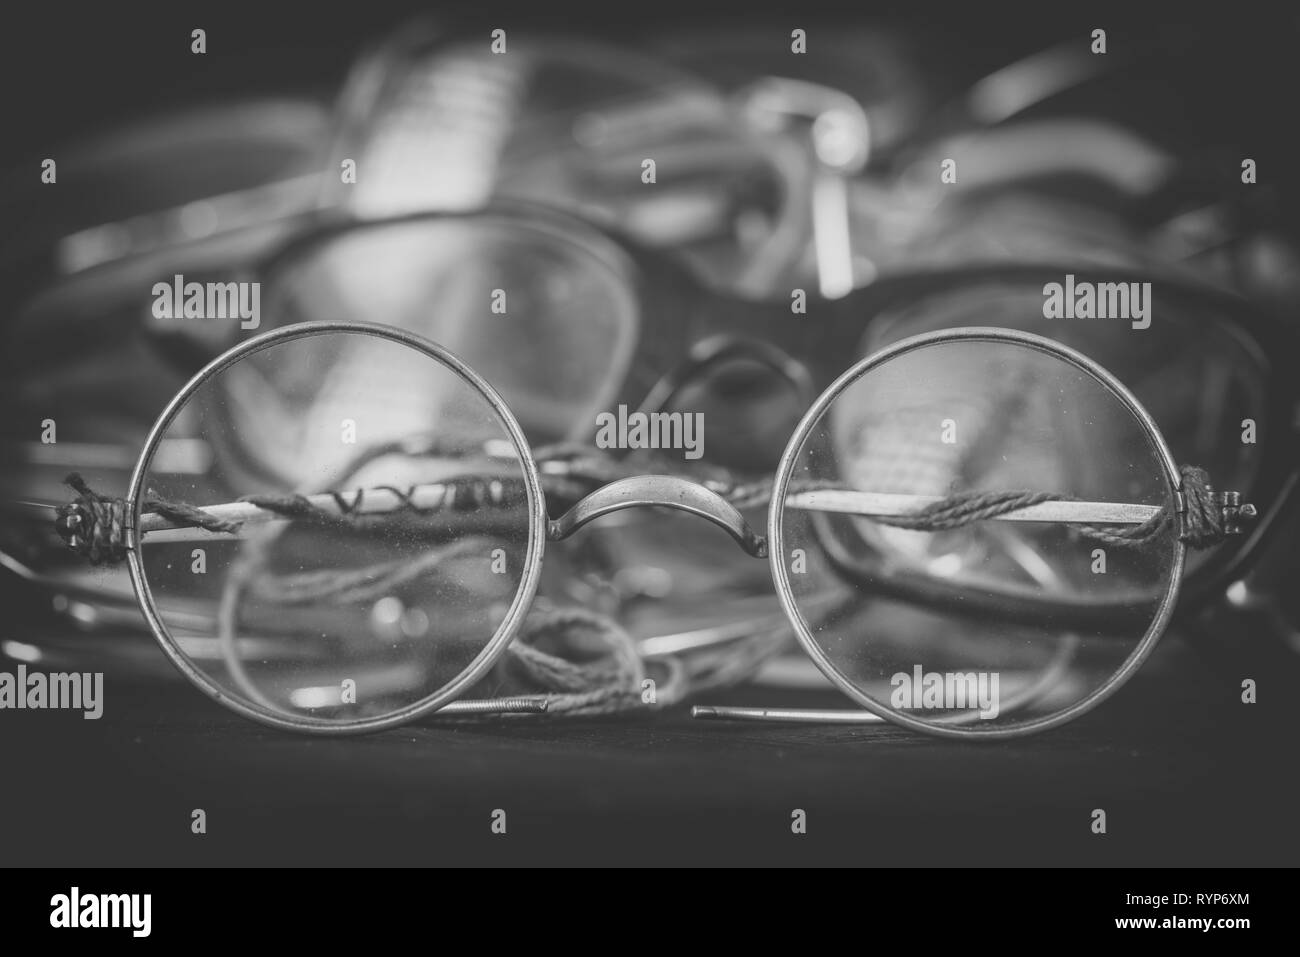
xmin=1216 ymin=490 xmax=1257 ymax=536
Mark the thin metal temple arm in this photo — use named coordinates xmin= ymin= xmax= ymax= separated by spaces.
xmin=128 ymin=477 xmax=515 ymax=541
xmin=693 ymin=706 xmax=885 ymax=724
xmin=549 ymin=475 xmax=768 ymax=557
xmin=786 ymin=489 xmax=1163 ymax=525
xmin=17 ymin=486 xmax=1165 ymax=531
xmin=433 ymin=697 xmax=549 ymax=716
xmin=58 ymin=475 xmax=764 ymax=555
xmin=36 ymin=481 xmax=1172 ymax=547
xmin=692 ymin=636 xmax=1078 ymax=726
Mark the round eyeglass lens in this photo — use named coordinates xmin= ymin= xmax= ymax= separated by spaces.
xmin=128 ymin=324 xmax=541 ymax=732
xmin=773 ymin=330 xmax=1183 ymax=736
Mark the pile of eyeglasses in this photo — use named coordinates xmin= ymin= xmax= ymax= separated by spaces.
xmin=1 ymin=20 xmax=1295 ymax=739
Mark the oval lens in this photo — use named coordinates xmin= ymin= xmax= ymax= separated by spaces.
xmin=128 ymin=323 xmax=542 ymax=733
xmin=773 ymin=329 xmax=1183 ymax=736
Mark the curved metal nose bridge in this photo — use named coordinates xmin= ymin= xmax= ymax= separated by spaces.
xmin=548 ymin=475 xmax=768 ymax=558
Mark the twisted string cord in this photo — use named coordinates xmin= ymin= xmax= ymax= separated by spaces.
xmin=53 ymin=460 xmax=1231 ymax=717
xmin=715 ymin=466 xmax=1221 ymax=549
xmin=55 ymin=471 xmax=681 ymax=717
xmin=471 ymin=448 xmax=1220 ymax=549
xmin=1178 ymin=465 xmax=1227 ymax=548
xmin=241 ymin=539 xmax=486 ymax=606
xmin=487 ymin=602 xmax=691 ymax=715
xmin=56 ymin=444 xmax=603 ymax=565
xmin=57 ymin=462 xmax=1228 ymax=565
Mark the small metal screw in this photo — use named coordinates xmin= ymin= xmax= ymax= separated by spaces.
xmin=1217 ymin=490 xmax=1257 ymax=535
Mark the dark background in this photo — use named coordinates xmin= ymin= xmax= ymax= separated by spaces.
xmin=2 ymin=1 xmax=1298 ymax=867
xmin=6 ymin=2 xmax=1300 ymax=169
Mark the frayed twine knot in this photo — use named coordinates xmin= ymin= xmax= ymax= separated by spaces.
xmin=1177 ymin=465 xmax=1225 ymax=548
xmin=54 ymin=464 xmax=1243 ymax=569
xmin=56 ymin=473 xmax=242 ymax=565
xmin=55 ymin=473 xmax=130 ymax=565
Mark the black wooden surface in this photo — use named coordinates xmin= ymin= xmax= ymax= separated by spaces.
xmin=3 ymin=623 xmax=1295 ymax=867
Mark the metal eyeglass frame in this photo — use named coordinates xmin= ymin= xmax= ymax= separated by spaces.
xmin=121 ymin=320 xmax=1193 ymax=739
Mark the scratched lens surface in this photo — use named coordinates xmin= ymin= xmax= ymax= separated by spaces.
xmin=777 ymin=335 xmax=1180 ymax=734
xmin=135 ymin=328 xmax=535 ymax=730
